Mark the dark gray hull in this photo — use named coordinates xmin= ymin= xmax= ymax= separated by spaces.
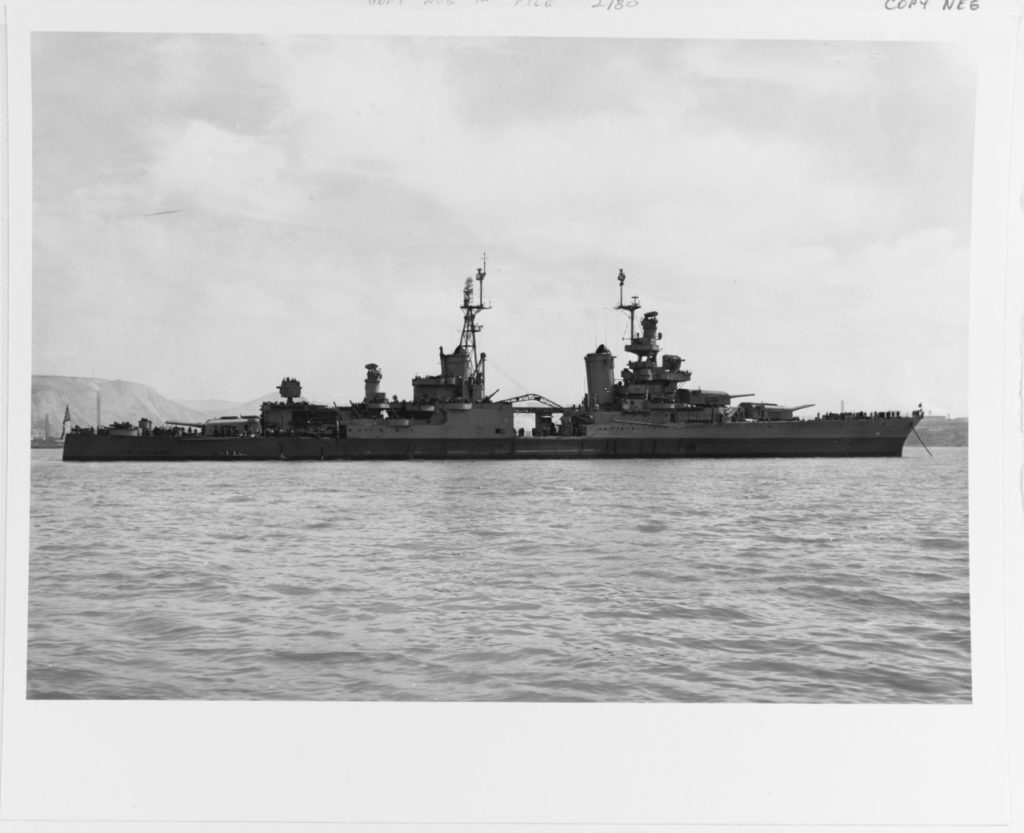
xmin=63 ymin=418 xmax=919 ymax=461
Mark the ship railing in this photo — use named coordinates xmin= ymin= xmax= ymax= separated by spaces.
xmin=816 ymin=410 xmax=907 ymax=421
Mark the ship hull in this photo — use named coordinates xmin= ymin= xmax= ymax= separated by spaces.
xmin=63 ymin=418 xmax=919 ymax=461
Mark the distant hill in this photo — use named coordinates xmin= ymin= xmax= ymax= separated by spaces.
xmin=906 ymin=416 xmax=968 ymax=448
xmin=175 ymin=393 xmax=280 ymax=418
xmin=30 ymin=376 xmax=275 ymax=438
xmin=32 ymin=376 xmax=208 ymax=436
xmin=173 ymin=398 xmax=246 ymax=414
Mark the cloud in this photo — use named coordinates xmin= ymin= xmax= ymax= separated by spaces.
xmin=147 ymin=120 xmax=301 ymax=222
xmin=30 ymin=34 xmax=975 ymax=412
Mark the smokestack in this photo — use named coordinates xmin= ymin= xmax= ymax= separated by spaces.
xmin=96 ymin=389 xmax=101 ymax=428
xmin=584 ymin=345 xmax=615 ymax=408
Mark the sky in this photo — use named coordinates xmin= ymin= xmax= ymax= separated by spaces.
xmin=31 ymin=33 xmax=976 ymax=415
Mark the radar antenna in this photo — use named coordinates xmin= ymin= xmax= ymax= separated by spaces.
xmin=615 ymin=268 xmax=641 ymax=340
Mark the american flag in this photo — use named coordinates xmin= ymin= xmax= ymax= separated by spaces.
xmin=60 ymin=405 xmax=70 ymax=439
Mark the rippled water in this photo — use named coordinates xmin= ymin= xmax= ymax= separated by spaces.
xmin=27 ymin=446 xmax=970 ymax=702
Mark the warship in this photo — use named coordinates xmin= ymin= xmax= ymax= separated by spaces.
xmin=63 ymin=265 xmax=923 ymax=461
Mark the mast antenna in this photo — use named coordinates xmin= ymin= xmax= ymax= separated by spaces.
xmin=615 ymin=268 xmax=641 ymax=341
xmin=476 ymin=253 xmax=486 ymax=308
xmin=456 ymin=256 xmax=491 ymax=401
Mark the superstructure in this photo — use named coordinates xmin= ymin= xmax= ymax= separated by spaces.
xmin=64 ymin=264 xmax=922 ymax=461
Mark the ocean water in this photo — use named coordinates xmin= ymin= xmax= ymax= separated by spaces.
xmin=26 ymin=446 xmax=970 ymax=702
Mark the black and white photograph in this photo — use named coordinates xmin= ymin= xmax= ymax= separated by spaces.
xmin=25 ymin=27 xmax=981 ymax=703
xmin=2 ymin=1 xmax=1021 ymax=829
